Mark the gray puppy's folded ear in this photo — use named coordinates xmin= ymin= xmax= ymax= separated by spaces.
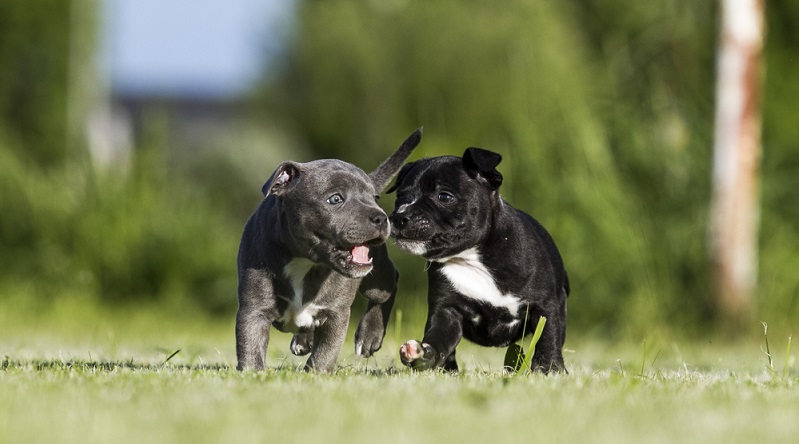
xmin=463 ymin=148 xmax=503 ymax=190
xmin=369 ymin=128 xmax=423 ymax=192
xmin=262 ymin=161 xmax=301 ymax=197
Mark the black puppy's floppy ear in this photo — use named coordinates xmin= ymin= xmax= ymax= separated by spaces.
xmin=262 ymin=161 xmax=301 ymax=197
xmin=463 ymin=148 xmax=503 ymax=190
xmin=386 ymin=161 xmax=416 ymax=194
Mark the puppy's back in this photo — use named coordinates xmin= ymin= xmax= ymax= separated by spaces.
xmin=515 ymin=208 xmax=568 ymax=296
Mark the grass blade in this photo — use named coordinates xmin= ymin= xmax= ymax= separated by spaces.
xmin=510 ymin=305 xmax=532 ymax=372
xmin=783 ymin=334 xmax=792 ymax=378
xmin=761 ymin=322 xmax=773 ymax=371
xmin=164 ymin=349 xmax=181 ymax=365
xmin=394 ymin=309 xmax=403 ymax=348
xmin=518 ymin=316 xmax=546 ymax=374
xmin=504 ymin=343 xmax=525 ymax=372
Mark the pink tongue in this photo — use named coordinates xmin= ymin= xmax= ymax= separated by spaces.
xmin=351 ymin=245 xmax=371 ymax=265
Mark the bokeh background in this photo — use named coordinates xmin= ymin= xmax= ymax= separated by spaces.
xmin=1 ymin=0 xmax=797 ymax=344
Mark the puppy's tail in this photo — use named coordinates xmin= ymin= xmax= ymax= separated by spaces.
xmin=369 ymin=128 xmax=422 ymax=192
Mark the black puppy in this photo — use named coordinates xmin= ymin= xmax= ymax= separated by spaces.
xmin=389 ymin=148 xmax=569 ymax=373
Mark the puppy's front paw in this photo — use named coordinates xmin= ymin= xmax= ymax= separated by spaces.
xmin=399 ymin=340 xmax=437 ymax=370
xmin=399 ymin=340 xmax=423 ymax=364
xmin=354 ymin=317 xmax=385 ymax=358
xmin=290 ymin=333 xmax=313 ymax=356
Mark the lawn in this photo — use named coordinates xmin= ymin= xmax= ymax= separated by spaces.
xmin=1 ymin=301 xmax=797 ymax=444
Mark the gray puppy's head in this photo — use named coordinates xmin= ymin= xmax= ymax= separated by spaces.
xmin=261 ymin=129 xmax=422 ymax=278
xmin=262 ymin=159 xmax=386 ymax=278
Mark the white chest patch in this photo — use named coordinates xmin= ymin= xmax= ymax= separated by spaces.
xmin=279 ymin=258 xmax=322 ymax=330
xmin=436 ymin=247 xmax=521 ymax=315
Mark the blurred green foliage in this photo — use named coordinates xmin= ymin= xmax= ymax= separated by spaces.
xmin=0 ymin=0 xmax=797 ymax=338
xmin=0 ymin=118 xmax=239 ymax=315
xmin=0 ymin=1 xmax=238 ymax=315
xmin=261 ymin=0 xmax=799 ymax=336
xmin=0 ymin=0 xmax=71 ymax=166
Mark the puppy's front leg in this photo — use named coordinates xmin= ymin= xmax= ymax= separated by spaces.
xmin=236 ymin=269 xmax=277 ymax=371
xmin=354 ymin=246 xmax=398 ymax=357
xmin=235 ymin=307 xmax=271 ymax=371
xmin=290 ymin=332 xmax=313 ymax=356
xmin=399 ymin=307 xmax=463 ymax=371
xmin=304 ymin=308 xmax=350 ymax=372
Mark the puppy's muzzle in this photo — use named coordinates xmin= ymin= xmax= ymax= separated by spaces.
xmin=369 ymin=211 xmax=388 ymax=230
xmin=389 ymin=210 xmax=410 ymax=230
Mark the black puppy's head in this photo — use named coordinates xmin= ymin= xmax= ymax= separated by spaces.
xmin=388 ymin=148 xmax=503 ymax=260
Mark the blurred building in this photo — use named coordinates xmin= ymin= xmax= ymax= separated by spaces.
xmin=90 ymin=0 xmax=293 ymax=171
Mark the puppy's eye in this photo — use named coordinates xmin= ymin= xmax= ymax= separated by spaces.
xmin=437 ymin=192 xmax=455 ymax=203
xmin=327 ymin=194 xmax=344 ymax=205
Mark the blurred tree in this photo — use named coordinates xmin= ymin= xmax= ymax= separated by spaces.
xmin=0 ymin=1 xmax=73 ymax=166
xmin=258 ymin=0 xmax=798 ymax=335
xmin=0 ymin=0 xmax=239 ymax=315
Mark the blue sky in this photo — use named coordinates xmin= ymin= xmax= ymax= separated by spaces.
xmin=102 ymin=0 xmax=294 ymax=98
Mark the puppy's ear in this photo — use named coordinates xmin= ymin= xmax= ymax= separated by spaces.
xmin=386 ymin=161 xmax=416 ymax=194
xmin=262 ymin=161 xmax=301 ymax=197
xmin=463 ymin=148 xmax=503 ymax=190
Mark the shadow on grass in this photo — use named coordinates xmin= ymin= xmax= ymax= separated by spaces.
xmin=0 ymin=356 xmax=412 ymax=377
xmin=0 ymin=357 xmax=230 ymax=372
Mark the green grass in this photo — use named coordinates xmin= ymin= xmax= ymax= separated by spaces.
xmin=1 ymin=303 xmax=797 ymax=444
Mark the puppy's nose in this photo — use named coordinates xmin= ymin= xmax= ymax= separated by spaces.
xmin=369 ymin=212 xmax=387 ymax=228
xmin=390 ymin=212 xmax=409 ymax=229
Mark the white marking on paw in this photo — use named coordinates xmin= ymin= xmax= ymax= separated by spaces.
xmin=437 ymin=247 xmax=522 ymax=315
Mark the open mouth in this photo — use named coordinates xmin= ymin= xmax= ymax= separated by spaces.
xmin=328 ymin=244 xmax=374 ymax=278
xmin=348 ymin=244 xmax=373 ymax=266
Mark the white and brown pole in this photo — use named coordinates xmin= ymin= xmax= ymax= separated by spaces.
xmin=710 ymin=0 xmax=765 ymax=328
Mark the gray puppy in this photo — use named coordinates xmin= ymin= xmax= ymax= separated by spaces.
xmin=236 ymin=129 xmax=422 ymax=372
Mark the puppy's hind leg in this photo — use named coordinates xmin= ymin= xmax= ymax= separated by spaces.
xmin=530 ymin=319 xmax=566 ymax=374
xmin=442 ymin=350 xmax=458 ymax=372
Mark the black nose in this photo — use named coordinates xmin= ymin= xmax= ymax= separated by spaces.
xmin=390 ymin=212 xmax=409 ymax=229
xmin=369 ymin=212 xmax=387 ymax=228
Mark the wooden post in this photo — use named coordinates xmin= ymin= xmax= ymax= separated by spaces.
xmin=710 ymin=0 xmax=765 ymax=327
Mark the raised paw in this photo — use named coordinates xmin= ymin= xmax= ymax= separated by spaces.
xmin=399 ymin=340 xmax=424 ymax=365
xmin=400 ymin=339 xmax=441 ymax=371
